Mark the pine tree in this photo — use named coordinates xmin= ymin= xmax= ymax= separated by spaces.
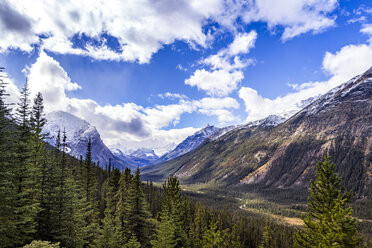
xmin=222 ymin=224 xmax=241 ymax=248
xmin=0 ymin=67 xmax=17 ymax=247
xmin=151 ymin=209 xmax=177 ymax=248
xmin=124 ymin=235 xmax=141 ymax=248
xmin=202 ymin=219 xmax=223 ymax=248
xmin=30 ymin=92 xmax=47 ymax=171
xmin=12 ymin=82 xmax=39 ymax=246
xmin=259 ymin=219 xmax=275 ymax=248
xmin=162 ymin=176 xmax=189 ymax=247
xmin=96 ymin=168 xmax=121 ymax=248
xmin=36 ymin=133 xmax=60 ymax=242
xmin=114 ymin=168 xmax=133 ymax=246
xmin=23 ymin=240 xmax=61 ymax=248
xmin=81 ymin=137 xmax=100 ymax=247
xmin=191 ymin=202 xmax=207 ymax=248
xmin=295 ymin=153 xmax=362 ymax=248
xmin=96 ymin=208 xmax=116 ymax=248
xmin=123 ymin=168 xmax=153 ymax=247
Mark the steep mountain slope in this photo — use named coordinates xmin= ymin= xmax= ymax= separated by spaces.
xmin=44 ymin=111 xmax=135 ymax=170
xmin=159 ymin=125 xmax=220 ymax=162
xmin=143 ymin=67 xmax=372 ymax=197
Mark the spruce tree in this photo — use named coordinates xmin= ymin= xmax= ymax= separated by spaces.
xmin=202 ymin=219 xmax=223 ymax=248
xmin=259 ymin=219 xmax=275 ymax=248
xmin=23 ymin=240 xmax=61 ymax=248
xmin=114 ymin=168 xmax=133 ymax=246
xmin=162 ymin=177 xmax=189 ymax=247
xmin=151 ymin=209 xmax=177 ymax=248
xmin=124 ymin=235 xmax=141 ymax=248
xmin=36 ymin=132 xmax=60 ymax=242
xmin=96 ymin=168 xmax=121 ymax=248
xmin=295 ymin=153 xmax=362 ymax=247
xmin=12 ymin=82 xmax=39 ymax=246
xmin=30 ymin=92 xmax=47 ymax=171
xmin=223 ymin=224 xmax=241 ymax=248
xmin=81 ymin=137 xmax=100 ymax=247
xmin=0 ymin=67 xmax=17 ymax=247
xmin=190 ymin=202 xmax=207 ymax=248
xmin=123 ymin=168 xmax=153 ymax=247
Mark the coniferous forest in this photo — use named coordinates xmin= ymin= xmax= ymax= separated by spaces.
xmin=0 ymin=67 xmax=369 ymax=248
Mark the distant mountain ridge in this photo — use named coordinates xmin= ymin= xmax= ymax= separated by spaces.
xmin=112 ymin=148 xmax=159 ymax=167
xmin=142 ymin=67 xmax=372 ymax=197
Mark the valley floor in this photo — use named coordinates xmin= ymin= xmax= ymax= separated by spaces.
xmin=175 ymin=182 xmax=372 ymax=244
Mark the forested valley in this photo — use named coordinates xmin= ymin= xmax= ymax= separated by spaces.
xmin=0 ymin=70 xmax=369 ymax=247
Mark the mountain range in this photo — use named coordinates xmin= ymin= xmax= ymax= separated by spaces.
xmin=142 ymin=67 xmax=372 ymax=197
xmin=43 ymin=112 xmax=232 ymax=169
xmin=43 ymin=67 xmax=372 ymax=198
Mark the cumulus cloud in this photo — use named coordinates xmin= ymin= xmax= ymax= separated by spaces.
xmin=185 ymin=69 xmax=244 ymax=97
xmin=0 ymin=0 xmax=341 ymax=62
xmin=0 ymin=0 xmax=226 ymax=63
xmin=241 ymin=0 xmax=338 ymax=41
xmin=239 ymin=42 xmax=372 ymax=122
xmin=25 ymin=51 xmax=81 ymax=112
xmin=186 ymin=30 xmax=257 ymax=96
xmin=5 ymin=51 xmax=239 ymax=152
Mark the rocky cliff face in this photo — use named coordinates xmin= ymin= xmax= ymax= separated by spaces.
xmin=143 ymin=68 xmax=372 ymax=197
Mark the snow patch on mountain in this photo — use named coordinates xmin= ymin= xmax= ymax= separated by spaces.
xmin=43 ymin=111 xmax=134 ymax=170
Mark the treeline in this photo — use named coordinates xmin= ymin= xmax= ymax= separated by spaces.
xmin=0 ymin=69 xmax=366 ymax=247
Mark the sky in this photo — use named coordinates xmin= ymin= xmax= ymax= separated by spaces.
xmin=1 ymin=0 xmax=372 ymax=155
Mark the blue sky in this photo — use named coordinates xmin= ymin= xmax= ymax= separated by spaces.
xmin=1 ymin=0 xmax=372 ymax=154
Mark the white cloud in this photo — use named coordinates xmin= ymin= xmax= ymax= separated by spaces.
xmin=225 ymin=31 xmax=258 ymax=56
xmin=25 ymin=51 xmax=81 ymax=112
xmin=0 ymin=0 xmax=340 ymax=62
xmin=239 ymin=42 xmax=372 ymax=122
xmin=0 ymin=0 xmax=225 ymax=63
xmin=186 ymin=30 xmax=257 ymax=96
xmin=5 ymin=51 xmax=239 ymax=152
xmin=186 ymin=69 xmax=244 ymax=96
xmin=347 ymin=16 xmax=366 ymax=24
xmin=241 ymin=0 xmax=338 ymax=41
xmin=361 ymin=23 xmax=372 ymax=36
xmin=195 ymin=97 xmax=240 ymax=123
xmin=158 ymin=92 xmax=188 ymax=100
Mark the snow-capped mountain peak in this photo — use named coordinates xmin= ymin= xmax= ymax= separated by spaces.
xmin=43 ymin=111 xmax=134 ymax=170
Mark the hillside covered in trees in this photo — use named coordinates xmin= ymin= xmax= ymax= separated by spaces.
xmin=0 ymin=68 xmax=370 ymax=247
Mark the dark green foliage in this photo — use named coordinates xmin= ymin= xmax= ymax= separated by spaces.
xmin=23 ymin=240 xmax=61 ymax=248
xmin=259 ymin=219 xmax=275 ymax=248
xmin=162 ymin=176 xmax=189 ymax=247
xmin=11 ymin=82 xmax=39 ymax=246
xmin=0 ymin=68 xmax=16 ymax=247
xmin=295 ymin=153 xmax=362 ymax=247
xmin=123 ymin=168 xmax=153 ymax=247
xmin=202 ymin=219 xmax=223 ymax=248
xmin=151 ymin=209 xmax=177 ymax=248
